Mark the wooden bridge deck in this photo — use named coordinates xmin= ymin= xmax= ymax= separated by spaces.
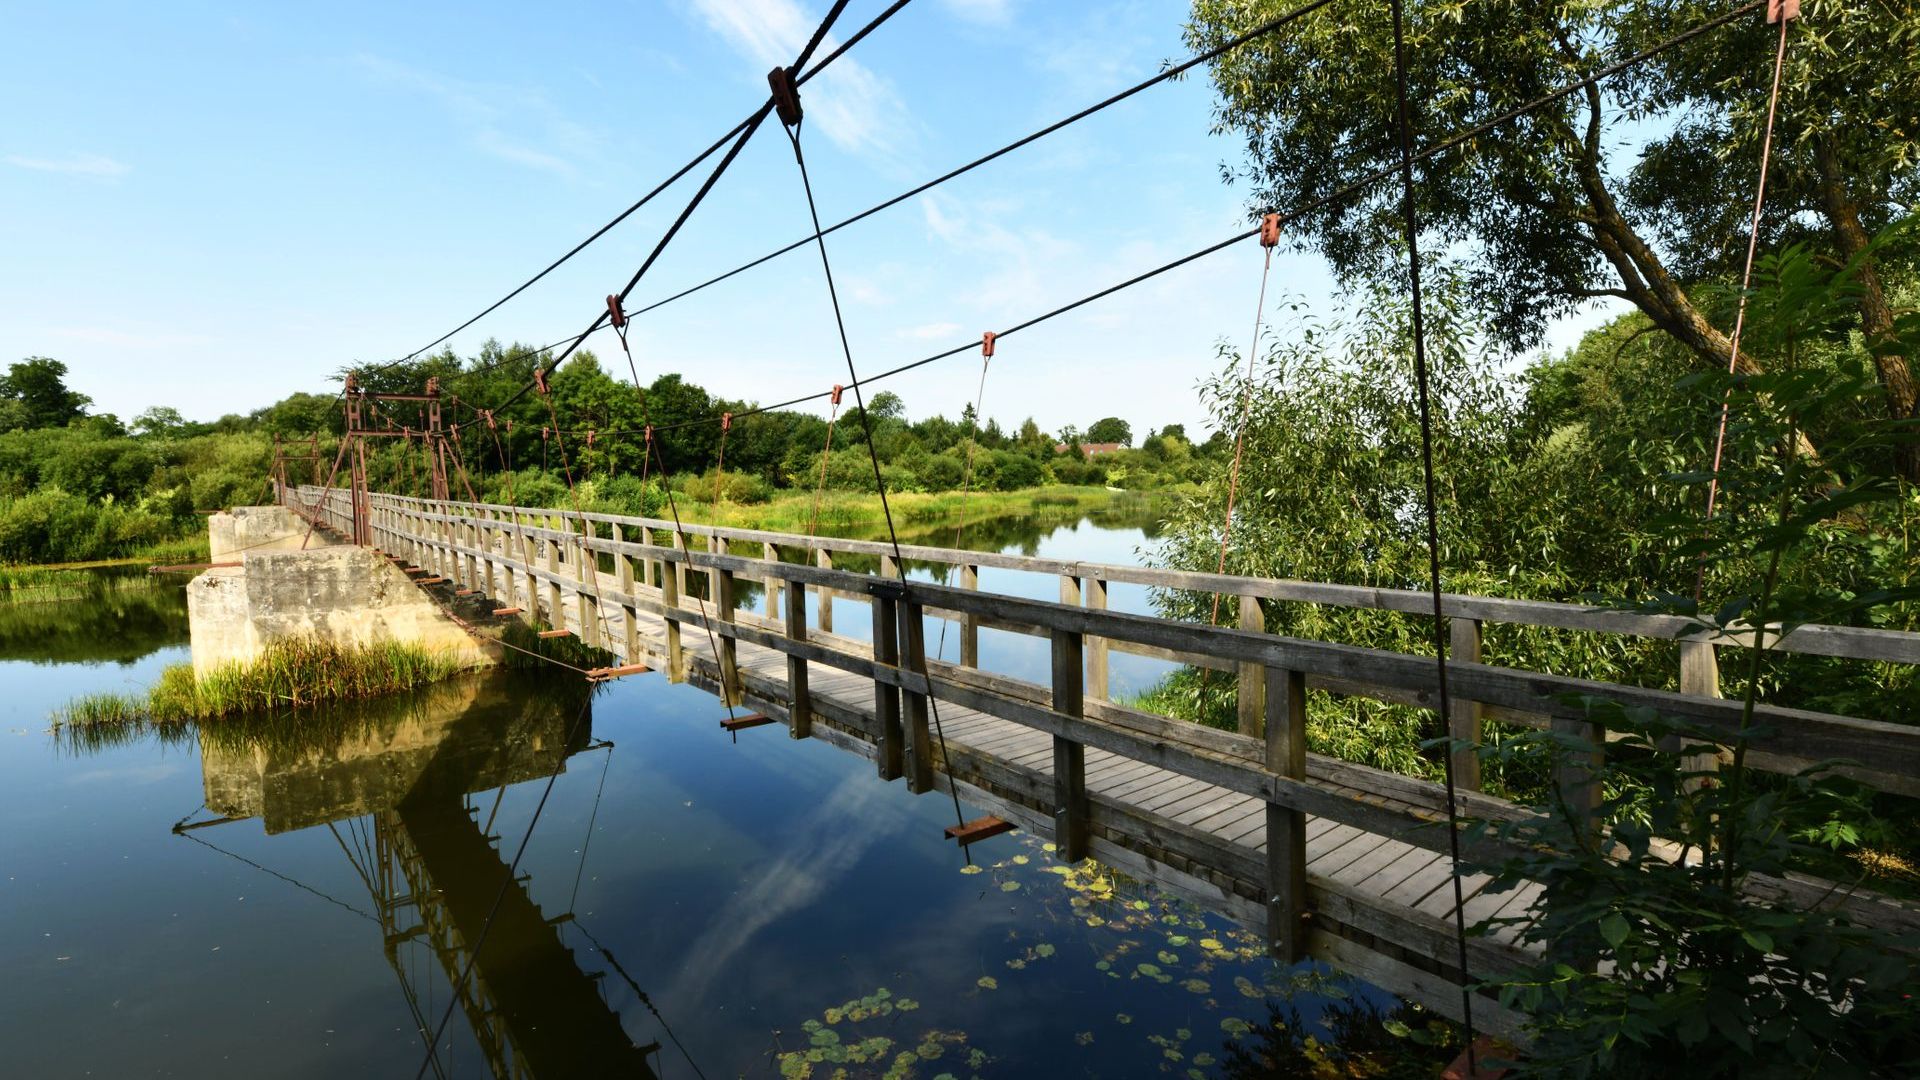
xmin=281 ymin=486 xmax=1920 ymax=1039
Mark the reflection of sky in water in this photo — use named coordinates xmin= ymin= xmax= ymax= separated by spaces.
xmin=0 ymin=522 xmax=1432 ymax=1076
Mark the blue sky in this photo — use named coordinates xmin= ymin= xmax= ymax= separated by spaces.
xmin=2 ymin=0 xmax=1605 ymax=437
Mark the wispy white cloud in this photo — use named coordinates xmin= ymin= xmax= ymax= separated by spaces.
xmin=661 ymin=773 xmax=905 ymax=1007
xmin=917 ymin=190 xmax=1075 ymax=313
xmin=350 ymin=53 xmax=595 ymax=177
xmin=686 ymin=0 xmax=913 ymax=160
xmin=5 ymin=153 xmax=128 ymax=177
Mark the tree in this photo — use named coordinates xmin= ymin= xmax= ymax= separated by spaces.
xmin=133 ymin=406 xmax=187 ymax=438
xmin=0 ymin=358 xmax=91 ymax=430
xmin=1085 ymin=416 xmax=1133 ymax=445
xmin=1186 ymin=0 xmax=1920 ymax=478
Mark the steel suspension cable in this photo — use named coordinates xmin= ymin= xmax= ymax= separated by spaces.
xmin=479 ymin=0 xmax=858 ymax=419
xmin=806 ymin=387 xmax=843 ymax=538
xmin=629 ymin=0 xmax=1339 ymax=322
xmin=1209 ymin=215 xmax=1282 ymax=630
xmin=440 ymin=0 xmax=1763 ymax=441
xmin=784 ymin=116 xmax=968 ymax=831
xmin=608 ymin=317 xmax=742 ymax=724
xmin=1697 ymin=4 xmax=1796 ymax=598
xmin=932 ymin=343 xmax=993 ymax=666
xmin=371 ymin=0 xmax=902 ymax=376
xmin=1388 ymin=0 xmax=1476 ymax=1061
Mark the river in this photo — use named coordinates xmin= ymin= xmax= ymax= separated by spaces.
xmin=0 ymin=511 xmax=1446 ymax=1077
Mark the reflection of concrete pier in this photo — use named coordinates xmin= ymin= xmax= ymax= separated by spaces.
xmin=190 ymin=679 xmax=655 ymax=1078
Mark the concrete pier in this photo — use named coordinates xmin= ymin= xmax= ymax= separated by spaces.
xmin=188 ymin=508 xmax=496 ymax=678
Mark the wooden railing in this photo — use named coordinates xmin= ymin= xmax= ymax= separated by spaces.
xmin=282 ymin=485 xmax=1920 ymax=980
xmin=291 ymin=486 xmax=1920 ymax=791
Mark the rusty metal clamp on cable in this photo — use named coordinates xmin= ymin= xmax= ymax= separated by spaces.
xmin=981 ymin=332 xmax=996 ymax=358
xmin=1260 ymin=213 xmax=1281 ymax=248
xmin=606 ymin=294 xmax=626 ymax=329
xmin=767 ymin=66 xmax=803 ymax=126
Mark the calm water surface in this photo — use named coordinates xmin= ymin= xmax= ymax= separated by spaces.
xmin=0 ymin=514 xmax=1423 ymax=1078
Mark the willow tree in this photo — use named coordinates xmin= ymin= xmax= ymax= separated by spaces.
xmin=1185 ymin=0 xmax=1919 ymax=478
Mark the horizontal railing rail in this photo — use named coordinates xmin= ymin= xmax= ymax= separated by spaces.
xmin=341 ymin=489 xmax=1918 ymax=664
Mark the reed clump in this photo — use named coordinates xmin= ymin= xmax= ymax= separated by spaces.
xmin=52 ymin=636 xmax=465 ymax=729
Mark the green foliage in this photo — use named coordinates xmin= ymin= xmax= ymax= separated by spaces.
xmin=1457 ymin=232 xmax=1920 ymax=1074
xmin=675 ymin=468 xmax=775 ymax=505
xmin=1086 ymin=416 xmax=1134 ymax=445
xmin=1184 ymin=0 xmax=1920 ymax=467
xmin=0 ymin=489 xmax=177 ymax=564
xmin=0 ymin=357 xmax=91 ymax=431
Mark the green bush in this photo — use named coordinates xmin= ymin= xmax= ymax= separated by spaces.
xmin=586 ymin=473 xmax=665 ymax=517
xmin=982 ymin=449 xmax=1044 ymax=491
xmin=678 ymin=469 xmax=773 ymax=504
xmin=0 ymin=489 xmax=175 ymax=563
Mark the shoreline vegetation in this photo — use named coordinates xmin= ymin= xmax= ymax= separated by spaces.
xmin=0 ymin=354 xmax=1207 ymax=566
xmin=658 ymin=484 xmax=1170 ymax=537
xmin=53 ymin=637 xmax=467 ymax=730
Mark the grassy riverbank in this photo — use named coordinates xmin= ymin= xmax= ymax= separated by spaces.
xmin=53 ymin=637 xmax=466 ymax=728
xmin=667 ymin=484 xmax=1176 ymax=536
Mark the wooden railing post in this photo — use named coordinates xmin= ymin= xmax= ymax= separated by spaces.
xmin=899 ymin=593 xmax=934 ymax=793
xmin=615 ymin=532 xmax=639 ymax=664
xmin=463 ymin=517 xmax=477 ymax=589
xmin=716 ymin=565 xmax=742 ymax=706
xmin=959 ymin=564 xmax=979 ymax=668
xmin=672 ymin=531 xmax=690 ymax=602
xmin=1238 ymin=593 xmax=1267 ymax=737
xmin=1448 ymin=617 xmax=1485 ymax=792
xmin=711 ymin=536 xmax=729 ymax=609
xmin=517 ymin=530 xmax=538 ymax=627
xmin=786 ymin=579 xmax=811 ymax=739
xmin=816 ymin=549 xmax=834 ymax=634
xmin=881 ymin=552 xmax=899 ymax=580
xmin=575 ymin=531 xmax=600 ymax=648
xmin=1085 ymin=575 xmax=1109 ymax=700
xmin=763 ymin=542 xmax=781 ymax=619
xmin=544 ymin=538 xmax=564 ymax=633
xmin=1677 ymin=638 xmax=1726 ymax=790
xmin=1553 ymin=716 xmax=1605 ymax=841
xmin=479 ymin=512 xmax=496 ymax=595
xmin=660 ymin=544 xmax=686 ymax=682
xmin=1052 ymin=627 xmax=1090 ymax=862
xmin=1265 ymin=667 xmax=1309 ymax=960
xmin=872 ymin=585 xmax=903 ymax=781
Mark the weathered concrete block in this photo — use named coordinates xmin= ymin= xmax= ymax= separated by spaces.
xmin=187 ymin=545 xmax=496 ymax=678
xmin=208 ymin=505 xmax=341 ymax=559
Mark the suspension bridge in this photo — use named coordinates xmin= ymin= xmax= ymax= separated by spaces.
xmin=256 ymin=481 xmax=1920 ymax=1040
xmin=205 ymin=0 xmax=1903 ymax=1065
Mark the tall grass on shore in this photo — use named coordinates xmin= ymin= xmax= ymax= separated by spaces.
xmin=52 ymin=637 xmax=465 ymax=729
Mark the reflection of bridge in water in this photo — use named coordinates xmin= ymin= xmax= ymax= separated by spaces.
xmin=182 ymin=678 xmax=660 ymax=1079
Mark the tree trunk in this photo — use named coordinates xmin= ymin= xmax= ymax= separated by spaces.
xmin=1816 ymin=138 xmax=1920 ymax=483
